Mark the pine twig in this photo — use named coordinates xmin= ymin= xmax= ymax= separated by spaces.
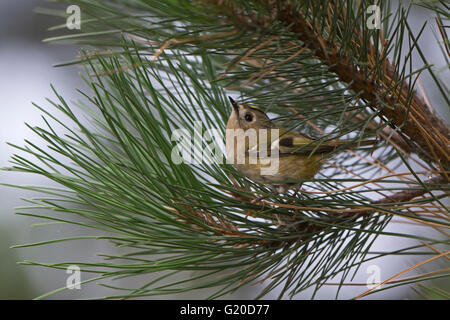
xmin=260 ymin=175 xmax=448 ymax=247
xmin=206 ymin=0 xmax=450 ymax=174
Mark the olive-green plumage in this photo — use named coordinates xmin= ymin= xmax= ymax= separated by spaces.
xmin=225 ymin=97 xmax=376 ymax=193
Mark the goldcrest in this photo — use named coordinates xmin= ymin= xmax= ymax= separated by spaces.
xmin=225 ymin=97 xmax=376 ymax=193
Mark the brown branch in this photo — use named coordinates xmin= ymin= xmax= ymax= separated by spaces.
xmin=260 ymin=175 xmax=448 ymax=247
xmin=210 ymin=173 xmax=448 ymax=249
xmin=206 ymin=0 xmax=450 ymax=174
xmin=277 ymin=7 xmax=450 ymax=171
xmin=337 ymin=175 xmax=448 ymax=219
xmin=370 ymin=175 xmax=447 ymax=205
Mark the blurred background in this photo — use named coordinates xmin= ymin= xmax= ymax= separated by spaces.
xmin=0 ymin=0 xmax=448 ymax=299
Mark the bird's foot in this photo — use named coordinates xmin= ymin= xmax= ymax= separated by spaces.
xmin=245 ymin=209 xmax=256 ymax=219
xmin=250 ymin=195 xmax=269 ymax=205
xmin=286 ymin=186 xmax=304 ymax=204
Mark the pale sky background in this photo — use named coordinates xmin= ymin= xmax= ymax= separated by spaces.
xmin=0 ymin=0 xmax=448 ymax=299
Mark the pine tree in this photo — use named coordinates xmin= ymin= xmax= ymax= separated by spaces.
xmin=5 ymin=0 xmax=449 ymax=299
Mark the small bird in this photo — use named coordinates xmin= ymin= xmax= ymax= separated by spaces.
xmin=225 ymin=97 xmax=376 ymax=194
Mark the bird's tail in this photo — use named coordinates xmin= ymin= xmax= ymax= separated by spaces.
xmin=292 ymin=139 xmax=377 ymax=155
xmin=336 ymin=139 xmax=377 ymax=148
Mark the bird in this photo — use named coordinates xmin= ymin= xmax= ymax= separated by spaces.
xmin=225 ymin=97 xmax=376 ymax=194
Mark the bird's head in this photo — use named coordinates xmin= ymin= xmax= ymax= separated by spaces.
xmin=226 ymin=97 xmax=273 ymax=131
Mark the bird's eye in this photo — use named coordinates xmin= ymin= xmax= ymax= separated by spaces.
xmin=245 ymin=113 xmax=253 ymax=122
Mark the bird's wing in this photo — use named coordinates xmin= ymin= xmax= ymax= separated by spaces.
xmin=272 ymin=129 xmax=320 ymax=155
xmin=272 ymin=129 xmax=376 ymax=155
xmin=248 ymin=128 xmax=376 ymax=156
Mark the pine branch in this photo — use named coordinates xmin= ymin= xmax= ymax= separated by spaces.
xmin=369 ymin=175 xmax=447 ymax=207
xmin=207 ymin=0 xmax=450 ymax=174
xmin=247 ymin=174 xmax=449 ymax=248
xmin=6 ymin=0 xmax=449 ymax=299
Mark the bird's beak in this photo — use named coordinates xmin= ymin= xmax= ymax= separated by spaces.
xmin=228 ymin=96 xmax=239 ymax=115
